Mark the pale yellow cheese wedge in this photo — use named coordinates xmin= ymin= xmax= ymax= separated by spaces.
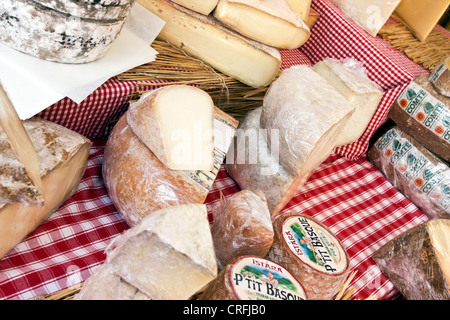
xmin=286 ymin=0 xmax=311 ymax=21
xmin=170 ymin=0 xmax=218 ymax=15
xmin=213 ymin=0 xmax=310 ymax=49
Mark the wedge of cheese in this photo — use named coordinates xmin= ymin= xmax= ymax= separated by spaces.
xmin=104 ymin=107 xmax=237 ymax=227
xmin=137 ymin=0 xmax=281 ymax=88
xmin=373 ymin=219 xmax=450 ymax=300
xmin=286 ymin=0 xmax=311 ymax=22
xmin=126 ymin=85 xmax=215 ymax=171
xmin=225 ymin=107 xmax=303 ymax=217
xmin=170 ymin=0 xmax=219 ymax=15
xmin=213 ymin=0 xmax=310 ymax=49
xmin=99 ymin=204 xmax=217 ymax=300
xmin=313 ymin=58 xmax=383 ymax=147
xmin=330 ymin=0 xmax=402 ymax=37
xmin=0 ymin=85 xmax=43 ymax=206
xmin=394 ymin=0 xmax=450 ymax=42
xmin=260 ymin=65 xmax=355 ymax=177
xmin=0 ymin=118 xmax=91 ymax=259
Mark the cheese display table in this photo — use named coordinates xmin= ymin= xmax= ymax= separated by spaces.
xmin=0 ymin=0 xmax=448 ymax=300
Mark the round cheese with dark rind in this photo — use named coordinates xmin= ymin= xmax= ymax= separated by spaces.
xmin=0 ymin=0 xmax=126 ymax=63
xmin=198 ymin=256 xmax=308 ymax=300
xmin=267 ymin=212 xmax=351 ymax=300
xmin=36 ymin=0 xmax=136 ymax=20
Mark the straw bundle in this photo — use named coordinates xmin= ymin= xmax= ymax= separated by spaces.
xmin=117 ymin=40 xmax=275 ymax=121
xmin=378 ymin=22 xmax=450 ymax=72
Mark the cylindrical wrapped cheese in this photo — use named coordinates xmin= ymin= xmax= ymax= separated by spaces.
xmin=211 ymin=189 xmax=274 ymax=269
xmin=429 ymin=57 xmax=450 ymax=98
xmin=368 ymin=125 xmax=450 ymax=220
xmin=388 ymin=74 xmax=450 ymax=162
xmin=372 ymin=219 xmax=450 ymax=300
xmin=226 ymin=107 xmax=303 ymax=217
xmin=198 ymin=256 xmax=308 ymax=300
xmin=267 ymin=212 xmax=351 ymax=300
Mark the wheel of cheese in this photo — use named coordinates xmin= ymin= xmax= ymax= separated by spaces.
xmin=198 ymin=256 xmax=308 ymax=300
xmin=266 ymin=212 xmax=350 ymax=300
xmin=211 ymin=189 xmax=274 ymax=269
xmin=0 ymin=0 xmax=127 ymax=63
xmin=36 ymin=0 xmax=136 ymax=20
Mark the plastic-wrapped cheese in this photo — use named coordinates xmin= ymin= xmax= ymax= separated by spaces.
xmin=372 ymin=219 xmax=450 ymax=300
xmin=430 ymin=57 xmax=450 ymax=98
xmin=267 ymin=212 xmax=351 ymax=300
xmin=388 ymin=74 xmax=450 ymax=162
xmin=286 ymin=0 xmax=311 ymax=21
xmin=77 ymin=204 xmax=218 ymax=300
xmin=126 ymin=85 xmax=215 ymax=171
xmin=198 ymin=256 xmax=308 ymax=300
xmin=211 ymin=189 xmax=274 ymax=269
xmin=368 ymin=126 xmax=450 ymax=220
xmin=226 ymin=107 xmax=303 ymax=217
xmin=213 ymin=0 xmax=310 ymax=49
xmin=103 ymin=107 xmax=237 ymax=227
xmin=260 ymin=65 xmax=355 ymax=177
xmin=313 ymin=58 xmax=383 ymax=147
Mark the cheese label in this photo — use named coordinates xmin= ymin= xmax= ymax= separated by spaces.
xmin=396 ymin=82 xmax=450 ymax=142
xmin=228 ymin=256 xmax=307 ymax=300
xmin=281 ymin=215 xmax=347 ymax=274
xmin=374 ymin=128 xmax=450 ymax=210
xmin=180 ymin=114 xmax=237 ymax=191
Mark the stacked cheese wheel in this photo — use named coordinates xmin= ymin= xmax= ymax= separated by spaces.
xmin=0 ymin=0 xmax=136 ymax=63
xmin=136 ymin=0 xmax=312 ymax=88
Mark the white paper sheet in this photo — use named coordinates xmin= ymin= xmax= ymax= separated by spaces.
xmin=0 ymin=3 xmax=165 ymax=120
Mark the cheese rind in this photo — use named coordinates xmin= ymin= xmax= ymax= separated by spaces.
xmin=137 ymin=0 xmax=281 ymax=88
xmin=0 ymin=0 xmax=126 ymax=63
xmin=225 ymin=107 xmax=302 ymax=217
xmin=211 ymin=189 xmax=274 ymax=269
xmin=260 ymin=65 xmax=355 ymax=177
xmin=430 ymin=57 xmax=450 ymax=98
xmin=313 ymin=58 xmax=383 ymax=147
xmin=126 ymin=85 xmax=215 ymax=171
xmin=108 ymin=204 xmax=217 ymax=300
xmin=213 ymin=0 xmax=310 ymax=49
xmin=0 ymin=85 xmax=43 ymax=206
xmin=373 ymin=219 xmax=450 ymax=300
xmin=394 ymin=0 xmax=450 ymax=42
xmin=198 ymin=256 xmax=308 ymax=300
xmin=170 ymin=0 xmax=219 ymax=15
xmin=34 ymin=0 xmax=136 ymax=20
xmin=267 ymin=212 xmax=351 ymax=300
xmin=0 ymin=118 xmax=91 ymax=259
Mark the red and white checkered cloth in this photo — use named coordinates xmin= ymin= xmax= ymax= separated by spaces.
xmin=0 ymin=0 xmax=436 ymax=300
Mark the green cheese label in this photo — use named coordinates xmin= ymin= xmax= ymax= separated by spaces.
xmin=396 ymin=82 xmax=450 ymax=142
xmin=228 ymin=256 xmax=307 ymax=300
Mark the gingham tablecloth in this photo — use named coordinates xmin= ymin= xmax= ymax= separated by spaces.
xmin=0 ymin=0 xmax=436 ymax=300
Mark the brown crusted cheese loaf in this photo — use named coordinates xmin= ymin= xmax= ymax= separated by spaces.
xmin=388 ymin=74 xmax=450 ymax=162
xmin=0 ymin=0 xmax=128 ymax=63
xmin=368 ymin=125 xmax=449 ymax=220
xmin=198 ymin=256 xmax=308 ymax=300
xmin=372 ymin=219 xmax=450 ymax=300
xmin=0 ymin=118 xmax=91 ymax=258
xmin=430 ymin=57 xmax=450 ymax=98
xmin=225 ymin=107 xmax=302 ymax=218
xmin=266 ymin=212 xmax=351 ymax=300
xmin=210 ymin=189 xmax=274 ymax=269
xmin=36 ymin=0 xmax=136 ymax=20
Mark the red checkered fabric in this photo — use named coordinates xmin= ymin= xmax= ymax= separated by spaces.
xmin=0 ymin=0 xmax=436 ymax=300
